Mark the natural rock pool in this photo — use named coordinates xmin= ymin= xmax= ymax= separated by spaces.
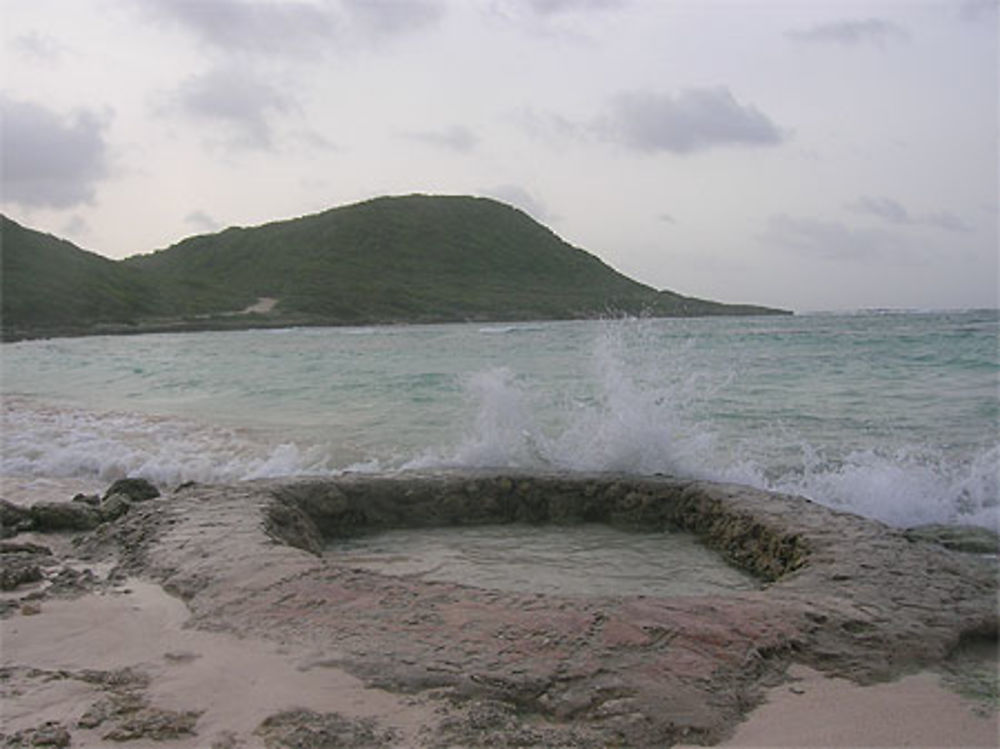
xmin=327 ymin=524 xmax=760 ymax=597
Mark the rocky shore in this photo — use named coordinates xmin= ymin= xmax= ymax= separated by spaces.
xmin=2 ymin=472 xmax=997 ymax=748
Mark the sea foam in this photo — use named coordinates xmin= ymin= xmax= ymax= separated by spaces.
xmin=411 ymin=321 xmax=999 ymax=530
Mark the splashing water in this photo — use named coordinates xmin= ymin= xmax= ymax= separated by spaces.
xmin=413 ymin=316 xmax=999 ymax=529
xmin=2 ymin=312 xmax=997 ymax=529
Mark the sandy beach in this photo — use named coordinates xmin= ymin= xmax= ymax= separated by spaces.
xmin=2 ymin=473 xmax=997 ymax=748
xmin=4 ymin=582 xmax=997 ymax=748
xmin=2 ymin=579 xmax=443 ymax=748
xmin=686 ymin=664 xmax=998 ymax=748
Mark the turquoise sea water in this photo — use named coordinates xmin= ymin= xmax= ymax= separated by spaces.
xmin=2 ymin=310 xmax=997 ymax=529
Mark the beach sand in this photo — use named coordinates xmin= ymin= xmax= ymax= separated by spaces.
xmin=1 ymin=580 xmax=443 ymax=748
xmin=682 ymin=663 xmax=998 ymax=749
xmin=3 ymin=582 xmax=996 ymax=748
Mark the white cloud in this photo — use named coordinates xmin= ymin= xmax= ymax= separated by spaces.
xmin=141 ymin=0 xmax=338 ymax=58
xmin=141 ymin=0 xmax=444 ymax=57
xmin=482 ymin=184 xmax=549 ymax=222
xmin=524 ymin=0 xmax=624 ymax=15
xmin=341 ymin=0 xmax=444 ymax=37
xmin=786 ymin=18 xmax=909 ymax=47
xmin=169 ymin=67 xmax=293 ymax=150
xmin=184 ymin=210 xmax=220 ymax=233
xmin=846 ymin=196 xmax=972 ymax=233
xmin=760 ymin=214 xmax=904 ymax=262
xmin=600 ymin=87 xmax=785 ymax=154
xmin=922 ymin=212 xmax=973 ymax=233
xmin=0 ymin=96 xmax=111 ymax=209
xmin=402 ymin=125 xmax=478 ymax=152
xmin=10 ymin=32 xmax=68 ymax=65
xmin=958 ymin=0 xmax=998 ymax=23
xmin=61 ymin=214 xmax=90 ymax=239
xmin=512 ymin=107 xmax=583 ymax=147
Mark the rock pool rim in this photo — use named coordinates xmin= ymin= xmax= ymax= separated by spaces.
xmin=264 ymin=470 xmax=817 ymax=583
xmin=63 ymin=470 xmax=997 ymax=748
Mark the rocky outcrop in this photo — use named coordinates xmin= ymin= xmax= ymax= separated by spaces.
xmin=28 ymin=501 xmax=102 ymax=531
xmin=254 ymin=710 xmax=397 ymax=749
xmin=904 ymin=523 xmax=1000 ymax=554
xmin=99 ymin=493 xmax=133 ymax=522
xmin=0 ymin=500 xmax=32 ymax=538
xmin=75 ymin=471 xmax=996 ymax=748
xmin=103 ymin=478 xmax=160 ymax=503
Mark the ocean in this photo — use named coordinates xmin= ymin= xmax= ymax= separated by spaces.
xmin=2 ymin=310 xmax=997 ymax=530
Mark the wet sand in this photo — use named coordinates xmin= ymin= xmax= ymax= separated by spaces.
xmin=2 ymin=580 xmax=441 ymax=748
xmin=4 ymin=580 xmax=995 ymax=748
xmin=684 ymin=664 xmax=998 ymax=748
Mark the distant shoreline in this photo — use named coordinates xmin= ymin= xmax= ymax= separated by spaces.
xmin=0 ymin=307 xmax=792 ymax=344
xmin=2 ymin=197 xmax=792 ymax=342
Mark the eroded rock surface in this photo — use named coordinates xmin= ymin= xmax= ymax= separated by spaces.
xmin=66 ymin=472 xmax=997 ymax=748
xmin=4 ymin=472 xmax=996 ymax=747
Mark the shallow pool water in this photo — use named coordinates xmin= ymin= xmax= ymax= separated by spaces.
xmin=327 ymin=524 xmax=759 ymax=597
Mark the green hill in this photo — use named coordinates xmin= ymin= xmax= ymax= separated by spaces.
xmin=2 ymin=194 xmax=787 ymax=340
xmin=0 ymin=216 xmax=176 ymax=332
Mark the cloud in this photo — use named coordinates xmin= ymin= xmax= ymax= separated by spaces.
xmin=142 ymin=0 xmax=444 ymax=56
xmin=170 ymin=68 xmax=292 ymax=149
xmin=141 ymin=0 xmax=338 ymax=58
xmin=184 ymin=210 xmax=220 ymax=233
xmin=601 ymin=87 xmax=785 ymax=154
xmin=786 ymin=18 xmax=908 ymax=47
xmin=512 ymin=107 xmax=582 ymax=146
xmin=760 ymin=214 xmax=904 ymax=261
xmin=341 ymin=0 xmax=444 ymax=37
xmin=958 ymin=0 xmax=998 ymax=22
xmin=524 ymin=0 xmax=624 ymax=14
xmin=846 ymin=195 xmax=972 ymax=233
xmin=482 ymin=185 xmax=549 ymax=222
xmin=922 ymin=212 xmax=973 ymax=233
xmin=290 ymin=129 xmax=339 ymax=151
xmin=10 ymin=32 xmax=68 ymax=65
xmin=402 ymin=125 xmax=478 ymax=152
xmin=0 ymin=96 xmax=111 ymax=209
xmin=846 ymin=195 xmax=910 ymax=224
xmin=61 ymin=214 xmax=90 ymax=238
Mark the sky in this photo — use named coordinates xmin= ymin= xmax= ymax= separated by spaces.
xmin=2 ymin=0 xmax=997 ymax=312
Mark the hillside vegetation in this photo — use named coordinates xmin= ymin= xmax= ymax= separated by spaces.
xmin=2 ymin=195 xmax=787 ymax=340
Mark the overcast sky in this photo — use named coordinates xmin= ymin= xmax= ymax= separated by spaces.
xmin=2 ymin=0 xmax=997 ymax=311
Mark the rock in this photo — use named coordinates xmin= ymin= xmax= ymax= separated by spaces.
xmin=78 ymin=691 xmax=148 ymax=730
xmin=61 ymin=472 xmax=1000 ymax=749
xmin=47 ymin=566 xmax=97 ymax=596
xmin=101 ymin=707 xmax=201 ymax=741
xmin=103 ymin=478 xmax=160 ymax=503
xmin=254 ymin=709 xmax=396 ymax=749
xmin=100 ymin=493 xmax=133 ymax=522
xmin=5 ymin=720 xmax=72 ymax=747
xmin=0 ymin=541 xmax=53 ymax=556
xmin=265 ymin=500 xmax=324 ymax=555
xmin=73 ymin=493 xmax=101 ymax=507
xmin=78 ymin=667 xmax=150 ymax=690
xmin=0 ymin=556 xmax=44 ymax=590
xmin=0 ymin=499 xmax=33 ymax=538
xmin=29 ymin=502 xmax=101 ymax=531
xmin=904 ymin=524 xmax=1000 ymax=555
xmin=210 ymin=731 xmax=241 ymax=749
